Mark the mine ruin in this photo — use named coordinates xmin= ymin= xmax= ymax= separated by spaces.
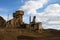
xmin=0 ymin=10 xmax=42 ymax=33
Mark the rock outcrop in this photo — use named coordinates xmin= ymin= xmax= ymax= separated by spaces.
xmin=0 ymin=16 xmax=6 ymax=28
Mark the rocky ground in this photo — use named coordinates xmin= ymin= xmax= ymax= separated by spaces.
xmin=0 ymin=29 xmax=60 ymax=40
xmin=17 ymin=29 xmax=60 ymax=40
xmin=17 ymin=36 xmax=60 ymax=40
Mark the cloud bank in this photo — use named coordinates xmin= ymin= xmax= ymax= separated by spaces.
xmin=19 ymin=0 xmax=49 ymax=22
xmin=19 ymin=0 xmax=60 ymax=30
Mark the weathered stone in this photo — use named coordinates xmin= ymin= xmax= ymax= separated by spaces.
xmin=6 ymin=10 xmax=24 ymax=28
xmin=0 ymin=16 xmax=6 ymax=28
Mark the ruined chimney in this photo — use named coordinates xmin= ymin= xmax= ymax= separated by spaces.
xmin=29 ymin=16 xmax=31 ymax=23
xmin=33 ymin=16 xmax=36 ymax=24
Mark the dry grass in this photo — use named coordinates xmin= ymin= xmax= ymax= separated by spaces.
xmin=0 ymin=29 xmax=60 ymax=40
xmin=0 ymin=29 xmax=42 ymax=40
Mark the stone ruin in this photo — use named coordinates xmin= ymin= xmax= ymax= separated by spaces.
xmin=30 ymin=16 xmax=42 ymax=32
xmin=0 ymin=10 xmax=42 ymax=32
xmin=6 ymin=10 xmax=24 ymax=28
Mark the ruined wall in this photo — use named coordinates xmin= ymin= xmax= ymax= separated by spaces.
xmin=6 ymin=10 xmax=42 ymax=33
xmin=29 ymin=16 xmax=42 ymax=32
xmin=37 ymin=22 xmax=42 ymax=32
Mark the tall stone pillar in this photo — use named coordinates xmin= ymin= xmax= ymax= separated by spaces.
xmin=16 ymin=10 xmax=24 ymax=25
xmin=33 ymin=16 xmax=36 ymax=24
xmin=13 ymin=10 xmax=24 ymax=28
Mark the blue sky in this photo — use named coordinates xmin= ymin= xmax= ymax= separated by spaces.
xmin=0 ymin=0 xmax=60 ymax=15
xmin=0 ymin=0 xmax=60 ymax=17
xmin=0 ymin=0 xmax=60 ymax=30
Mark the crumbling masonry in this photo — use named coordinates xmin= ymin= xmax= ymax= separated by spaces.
xmin=6 ymin=10 xmax=42 ymax=32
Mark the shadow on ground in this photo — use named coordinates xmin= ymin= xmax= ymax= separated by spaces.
xmin=17 ymin=35 xmax=37 ymax=40
xmin=17 ymin=35 xmax=60 ymax=40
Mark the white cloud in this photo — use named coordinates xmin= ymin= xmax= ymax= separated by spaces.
xmin=44 ymin=4 xmax=60 ymax=16
xmin=47 ymin=21 xmax=60 ymax=24
xmin=19 ymin=0 xmax=49 ymax=23
xmin=41 ymin=4 xmax=60 ymax=29
xmin=23 ymin=16 xmax=29 ymax=23
xmin=19 ymin=0 xmax=60 ymax=30
xmin=0 ymin=15 xmax=7 ymax=21
xmin=19 ymin=0 xmax=49 ymax=14
xmin=0 ymin=15 xmax=13 ymax=21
